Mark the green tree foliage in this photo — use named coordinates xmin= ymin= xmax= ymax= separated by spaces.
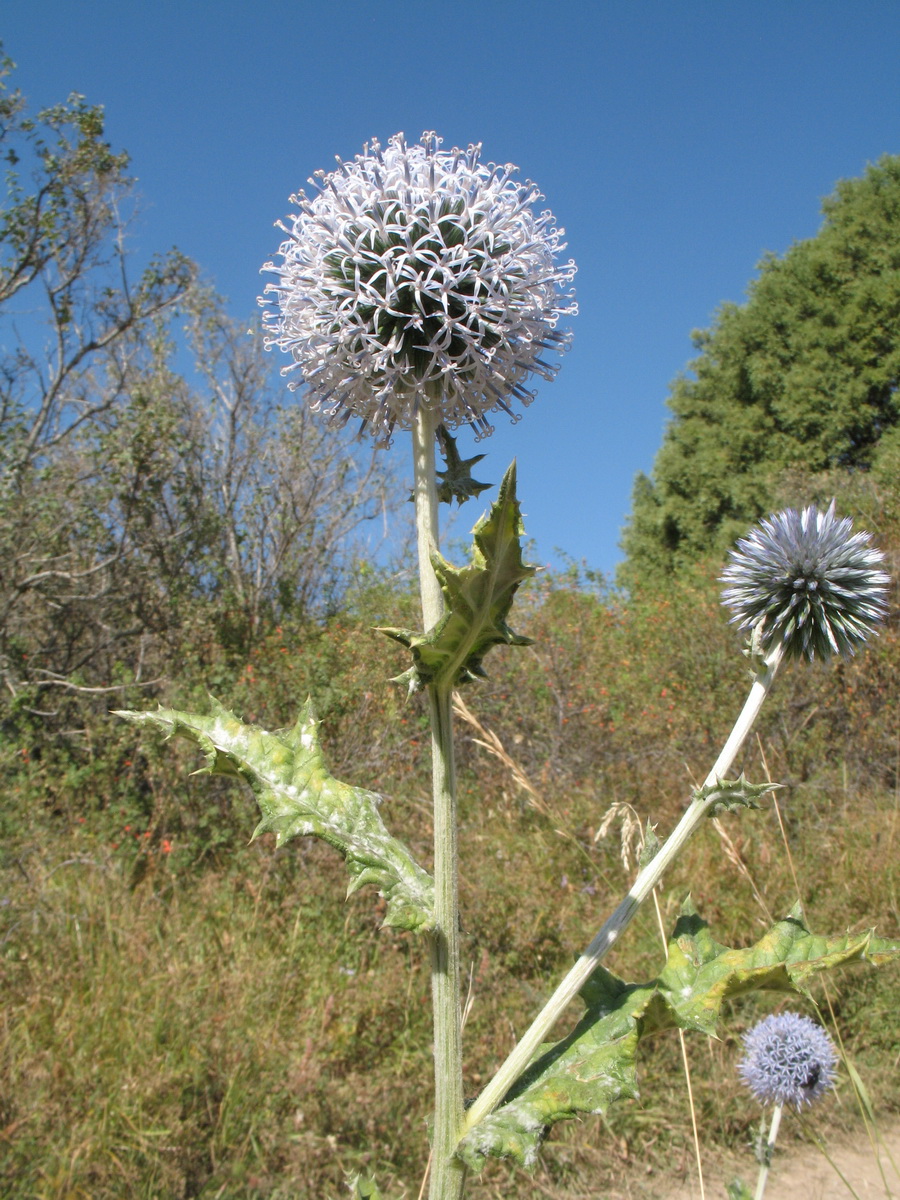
xmin=3 ymin=553 xmax=900 ymax=1194
xmin=621 ymin=155 xmax=900 ymax=584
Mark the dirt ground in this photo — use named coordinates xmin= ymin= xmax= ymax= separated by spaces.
xmin=664 ymin=1120 xmax=900 ymax=1200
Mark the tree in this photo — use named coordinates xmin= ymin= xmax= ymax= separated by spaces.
xmin=0 ymin=53 xmax=401 ymax=723
xmin=0 ymin=47 xmax=195 ymax=709
xmin=620 ymin=155 xmax=900 ymax=585
xmin=183 ymin=289 xmax=398 ymax=643
xmin=0 ymin=51 xmax=195 ymax=485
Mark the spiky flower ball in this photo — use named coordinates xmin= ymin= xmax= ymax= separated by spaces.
xmin=738 ymin=1013 xmax=838 ymax=1109
xmin=720 ymin=502 xmax=889 ymax=661
xmin=260 ymin=132 xmax=577 ymax=445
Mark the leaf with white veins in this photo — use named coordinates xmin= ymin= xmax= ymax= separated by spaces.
xmin=115 ymin=698 xmax=434 ymax=933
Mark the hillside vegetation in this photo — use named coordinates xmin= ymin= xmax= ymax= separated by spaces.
xmin=2 ymin=492 xmax=899 ymax=1197
xmin=1 ymin=55 xmax=898 ymax=1199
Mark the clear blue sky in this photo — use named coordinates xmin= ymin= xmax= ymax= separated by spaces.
xmin=4 ymin=1 xmax=900 ymax=577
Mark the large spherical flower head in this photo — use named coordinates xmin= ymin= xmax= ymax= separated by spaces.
xmin=738 ymin=1013 xmax=838 ymax=1109
xmin=720 ymin=502 xmax=890 ymax=661
xmin=260 ymin=132 xmax=577 ymax=445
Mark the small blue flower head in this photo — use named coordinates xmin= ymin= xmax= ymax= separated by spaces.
xmin=738 ymin=1013 xmax=838 ymax=1109
xmin=721 ymin=502 xmax=890 ymax=661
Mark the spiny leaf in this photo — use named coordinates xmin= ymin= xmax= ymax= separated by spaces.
xmin=436 ymin=424 xmax=491 ymax=506
xmin=115 ymin=699 xmax=434 ymax=933
xmin=654 ymin=898 xmax=893 ymax=1035
xmin=350 ymin=1176 xmax=388 ymax=1200
xmin=694 ymin=772 xmax=782 ymax=815
xmin=457 ymin=900 xmax=899 ymax=1171
xmin=638 ymin=821 xmax=662 ymax=867
xmin=381 ymin=461 xmax=535 ymax=691
xmin=727 ymin=1180 xmax=754 ymax=1200
xmin=459 ymin=969 xmax=653 ymax=1170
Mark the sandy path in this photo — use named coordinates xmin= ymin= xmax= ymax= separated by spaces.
xmin=665 ymin=1122 xmax=900 ymax=1200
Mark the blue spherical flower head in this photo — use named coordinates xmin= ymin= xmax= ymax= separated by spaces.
xmin=721 ymin=502 xmax=890 ymax=661
xmin=738 ymin=1013 xmax=838 ymax=1109
xmin=261 ymin=132 xmax=577 ymax=447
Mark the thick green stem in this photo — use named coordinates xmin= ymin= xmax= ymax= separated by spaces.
xmin=462 ymin=642 xmax=784 ymax=1136
xmin=428 ymin=683 xmax=466 ymax=1200
xmin=413 ymin=407 xmax=466 ymax=1200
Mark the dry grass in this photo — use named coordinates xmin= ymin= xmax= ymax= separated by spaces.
xmin=2 ymin=762 xmax=897 ymax=1198
xmin=2 ymin=565 xmax=899 ymax=1197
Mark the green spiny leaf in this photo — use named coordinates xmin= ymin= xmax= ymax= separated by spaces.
xmin=350 ymin=1176 xmax=387 ymax=1200
xmin=458 ymin=964 xmax=655 ymax=1171
xmin=381 ymin=461 xmax=535 ymax=691
xmin=457 ymin=900 xmax=899 ymax=1171
xmin=114 ymin=698 xmax=434 ymax=933
xmin=436 ymin=424 xmax=491 ymax=506
xmin=639 ymin=821 xmax=662 ymax=867
xmin=655 ymin=897 xmax=892 ymax=1035
xmin=727 ymin=1180 xmax=754 ymax=1200
xmin=459 ymin=968 xmax=653 ymax=1171
xmin=694 ymin=773 xmax=782 ymax=815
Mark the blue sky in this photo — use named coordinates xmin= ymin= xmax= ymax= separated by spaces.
xmin=4 ymin=1 xmax=900 ymax=577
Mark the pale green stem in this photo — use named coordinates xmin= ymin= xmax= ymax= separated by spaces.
xmin=413 ymin=405 xmax=444 ymax=628
xmin=427 ymin=684 xmax=466 ymax=1200
xmin=462 ymin=642 xmax=785 ymax=1137
xmin=413 ymin=406 xmax=466 ymax=1200
xmin=754 ymin=1102 xmax=783 ymax=1200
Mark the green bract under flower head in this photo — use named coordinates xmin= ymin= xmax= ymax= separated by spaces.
xmin=260 ymin=132 xmax=577 ymax=445
xmin=738 ymin=1012 xmax=838 ymax=1109
xmin=721 ymin=502 xmax=890 ymax=661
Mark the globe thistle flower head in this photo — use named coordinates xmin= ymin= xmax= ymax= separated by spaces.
xmin=738 ymin=1013 xmax=838 ymax=1109
xmin=260 ymin=132 xmax=577 ymax=446
xmin=720 ymin=502 xmax=890 ymax=662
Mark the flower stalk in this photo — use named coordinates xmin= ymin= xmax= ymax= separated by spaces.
xmin=462 ymin=641 xmax=785 ymax=1136
xmin=753 ymin=1102 xmax=783 ymax=1200
xmin=413 ymin=407 xmax=466 ymax=1200
xmin=738 ymin=1013 xmax=840 ymax=1200
xmin=413 ymin=406 xmax=444 ymax=627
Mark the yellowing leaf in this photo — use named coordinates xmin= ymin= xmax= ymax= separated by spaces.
xmin=458 ymin=900 xmax=899 ymax=1171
